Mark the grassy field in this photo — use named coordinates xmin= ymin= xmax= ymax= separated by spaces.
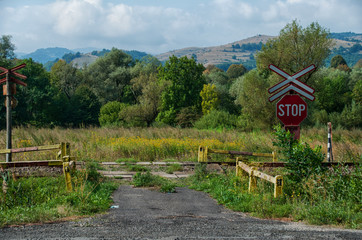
xmin=0 ymin=126 xmax=360 ymax=163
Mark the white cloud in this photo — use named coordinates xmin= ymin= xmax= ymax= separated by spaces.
xmin=0 ymin=0 xmax=360 ymax=54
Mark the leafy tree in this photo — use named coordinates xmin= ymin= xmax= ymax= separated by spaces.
xmin=11 ymin=59 xmax=55 ymax=126
xmin=200 ymin=84 xmax=219 ymax=115
xmin=330 ymin=55 xmax=347 ymax=68
xmin=156 ymin=56 xmax=205 ymax=125
xmin=84 ymin=48 xmax=133 ymax=105
xmin=257 ymin=20 xmax=333 ymax=83
xmin=50 ymin=60 xmax=80 ymax=99
xmin=313 ymin=70 xmax=351 ymax=113
xmin=203 ymin=64 xmax=223 ymax=75
xmin=226 ymin=64 xmax=247 ymax=79
xmin=69 ymin=85 xmax=101 ymax=126
xmin=230 ymin=70 xmax=277 ymax=129
xmin=0 ymin=35 xmax=15 ymax=64
xmin=126 ymin=73 xmax=164 ymax=127
xmin=99 ymin=101 xmax=128 ymax=127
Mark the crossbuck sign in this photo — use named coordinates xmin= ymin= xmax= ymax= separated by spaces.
xmin=268 ymin=64 xmax=315 ymax=102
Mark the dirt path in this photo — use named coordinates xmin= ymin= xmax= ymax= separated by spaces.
xmin=1 ymin=185 xmax=361 ymax=239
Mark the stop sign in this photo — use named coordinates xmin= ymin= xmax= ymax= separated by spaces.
xmin=276 ymin=95 xmax=307 ymax=126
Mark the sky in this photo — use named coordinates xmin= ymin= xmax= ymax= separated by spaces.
xmin=0 ymin=0 xmax=361 ymax=54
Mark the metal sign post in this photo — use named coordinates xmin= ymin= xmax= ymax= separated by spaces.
xmin=0 ymin=63 xmax=27 ymax=162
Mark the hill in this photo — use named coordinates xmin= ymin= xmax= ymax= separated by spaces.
xmin=23 ymin=47 xmax=74 ymax=64
xmin=18 ymin=32 xmax=362 ymax=71
xmin=155 ymin=33 xmax=362 ymax=70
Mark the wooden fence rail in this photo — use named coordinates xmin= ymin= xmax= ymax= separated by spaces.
xmin=0 ymin=142 xmax=74 ymax=191
xmin=236 ymin=159 xmax=283 ymax=198
xmin=198 ymin=146 xmax=277 ymax=163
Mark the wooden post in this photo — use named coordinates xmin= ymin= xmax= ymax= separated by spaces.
xmin=63 ymin=156 xmax=73 ymax=192
xmin=272 ymin=151 xmax=277 ymax=162
xmin=198 ymin=146 xmax=208 ymax=162
xmin=274 ymin=175 xmax=283 ymax=198
xmin=236 ymin=158 xmax=241 ymax=177
xmin=248 ymin=167 xmax=257 ymax=193
xmin=6 ymin=72 xmax=12 ymax=162
xmin=61 ymin=142 xmax=72 ymax=191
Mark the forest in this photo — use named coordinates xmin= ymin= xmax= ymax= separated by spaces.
xmin=0 ymin=20 xmax=361 ymax=130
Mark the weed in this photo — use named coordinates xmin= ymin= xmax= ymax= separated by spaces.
xmin=125 ymin=163 xmax=149 ymax=172
xmin=165 ymin=163 xmax=183 ymax=174
xmin=132 ymin=171 xmax=177 ymax=193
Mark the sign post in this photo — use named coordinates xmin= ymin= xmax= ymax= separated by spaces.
xmin=268 ymin=64 xmax=315 ymax=140
xmin=0 ymin=64 xmax=27 ymax=162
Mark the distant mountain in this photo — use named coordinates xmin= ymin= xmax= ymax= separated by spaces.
xmin=22 ymin=47 xmax=74 ymax=64
xmin=18 ymin=32 xmax=362 ymax=71
xmin=156 ymin=33 xmax=362 ymax=70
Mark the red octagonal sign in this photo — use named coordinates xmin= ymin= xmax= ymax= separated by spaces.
xmin=276 ymin=95 xmax=307 ymax=126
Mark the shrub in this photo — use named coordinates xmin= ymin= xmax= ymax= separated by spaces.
xmin=272 ymin=125 xmax=326 ymax=184
xmin=194 ymin=110 xmax=238 ymax=130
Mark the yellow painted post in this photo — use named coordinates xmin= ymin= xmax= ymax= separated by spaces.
xmin=236 ymin=158 xmax=241 ymax=177
xmin=61 ymin=142 xmax=72 ymax=192
xmin=63 ymin=156 xmax=73 ymax=192
xmin=274 ymin=175 xmax=283 ymax=198
xmin=272 ymin=151 xmax=277 ymax=162
xmin=198 ymin=146 xmax=208 ymax=162
xmin=248 ymin=167 xmax=257 ymax=193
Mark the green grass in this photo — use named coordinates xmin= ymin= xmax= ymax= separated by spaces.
xmin=0 ymin=165 xmax=118 ymax=227
xmin=132 ymin=171 xmax=178 ymax=193
xmin=125 ymin=163 xmax=149 ymax=172
xmin=187 ymin=164 xmax=362 ymax=229
xmin=165 ymin=163 xmax=183 ymax=174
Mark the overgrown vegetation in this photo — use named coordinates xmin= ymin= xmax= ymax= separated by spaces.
xmin=0 ymin=163 xmax=118 ymax=227
xmin=133 ymin=171 xmax=177 ymax=193
xmin=187 ymin=127 xmax=361 ymax=229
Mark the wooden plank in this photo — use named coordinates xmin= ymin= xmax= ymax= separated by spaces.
xmin=0 ymin=160 xmax=63 ymax=168
xmin=238 ymin=161 xmax=252 ymax=174
xmin=0 ymin=144 xmax=60 ymax=154
xmin=252 ymin=169 xmax=275 ymax=183
xmin=252 ymin=152 xmax=273 ymax=158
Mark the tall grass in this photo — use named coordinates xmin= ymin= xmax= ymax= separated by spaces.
xmin=0 ymin=126 xmax=360 ymax=163
xmin=188 ymin=164 xmax=361 ymax=229
xmin=0 ymin=163 xmax=118 ymax=227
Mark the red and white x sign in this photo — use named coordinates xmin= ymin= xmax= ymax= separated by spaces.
xmin=268 ymin=64 xmax=315 ymax=102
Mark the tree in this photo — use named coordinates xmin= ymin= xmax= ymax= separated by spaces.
xmin=330 ymin=55 xmax=347 ymax=68
xmin=70 ymin=85 xmax=101 ymax=126
xmin=99 ymin=101 xmax=129 ymax=127
xmin=50 ymin=60 xmax=80 ymax=99
xmin=257 ymin=20 xmax=333 ymax=84
xmin=226 ymin=64 xmax=247 ymax=79
xmin=200 ymin=84 xmax=219 ymax=115
xmin=84 ymin=48 xmax=133 ymax=105
xmin=156 ymin=56 xmax=205 ymax=125
xmin=230 ymin=70 xmax=277 ymax=129
xmin=0 ymin=35 xmax=15 ymax=64
xmin=11 ymin=59 xmax=56 ymax=126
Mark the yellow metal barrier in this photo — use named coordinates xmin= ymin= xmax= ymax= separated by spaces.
xmin=236 ymin=158 xmax=283 ymax=198
xmin=198 ymin=146 xmax=277 ymax=162
xmin=0 ymin=142 xmax=74 ymax=192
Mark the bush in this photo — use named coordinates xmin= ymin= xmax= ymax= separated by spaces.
xmin=99 ymin=101 xmax=129 ymax=127
xmin=272 ymin=125 xmax=326 ymax=184
xmin=194 ymin=110 xmax=238 ymax=130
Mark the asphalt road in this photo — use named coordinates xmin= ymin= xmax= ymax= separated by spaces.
xmin=0 ymin=185 xmax=361 ymax=240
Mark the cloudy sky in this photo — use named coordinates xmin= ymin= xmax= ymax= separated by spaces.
xmin=1 ymin=0 xmax=361 ymax=54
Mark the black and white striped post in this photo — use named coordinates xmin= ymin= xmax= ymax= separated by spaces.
xmin=327 ymin=122 xmax=333 ymax=162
